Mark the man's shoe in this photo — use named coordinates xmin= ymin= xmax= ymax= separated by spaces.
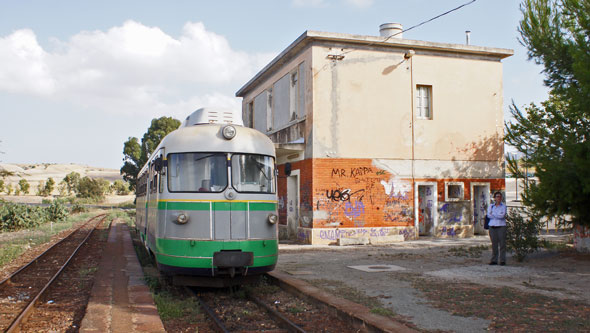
xmin=489 ymin=262 xmax=497 ymax=265
xmin=500 ymin=262 xmax=506 ymax=266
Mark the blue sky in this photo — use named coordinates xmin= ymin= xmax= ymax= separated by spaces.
xmin=0 ymin=0 xmax=547 ymax=169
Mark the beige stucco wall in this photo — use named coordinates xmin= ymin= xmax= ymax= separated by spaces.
xmin=411 ymin=54 xmax=504 ymax=162
xmin=312 ymin=45 xmax=413 ymax=160
xmin=311 ymin=45 xmax=505 ymax=169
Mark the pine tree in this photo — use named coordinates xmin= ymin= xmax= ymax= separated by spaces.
xmin=506 ymin=0 xmax=590 ymax=227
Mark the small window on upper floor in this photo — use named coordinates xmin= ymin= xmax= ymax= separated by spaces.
xmin=416 ymin=85 xmax=432 ymax=119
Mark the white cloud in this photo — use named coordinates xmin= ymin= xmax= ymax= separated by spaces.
xmin=0 ymin=29 xmax=55 ymax=95
xmin=0 ymin=21 xmax=275 ymax=117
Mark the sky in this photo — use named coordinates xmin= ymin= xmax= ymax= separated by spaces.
xmin=0 ymin=0 xmax=548 ymax=169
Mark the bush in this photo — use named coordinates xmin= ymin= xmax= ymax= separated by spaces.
xmin=18 ymin=179 xmax=30 ymax=194
xmin=70 ymin=202 xmax=87 ymax=214
xmin=0 ymin=199 xmax=71 ymax=232
xmin=506 ymin=208 xmax=544 ymax=262
xmin=111 ymin=180 xmax=131 ymax=195
xmin=0 ymin=202 xmax=46 ymax=231
xmin=46 ymin=199 xmax=69 ymax=221
xmin=77 ymin=177 xmax=107 ymax=200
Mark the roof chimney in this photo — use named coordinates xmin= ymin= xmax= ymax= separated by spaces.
xmin=465 ymin=30 xmax=471 ymax=45
xmin=379 ymin=23 xmax=403 ymax=39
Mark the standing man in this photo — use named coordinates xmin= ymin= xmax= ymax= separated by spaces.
xmin=487 ymin=191 xmax=507 ymax=265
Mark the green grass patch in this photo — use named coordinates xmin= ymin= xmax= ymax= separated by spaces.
xmin=154 ymin=291 xmax=200 ymax=321
xmin=0 ymin=211 xmax=98 ymax=267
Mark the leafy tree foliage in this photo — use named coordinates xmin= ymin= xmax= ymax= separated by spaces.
xmin=61 ymin=172 xmax=81 ymax=195
xmin=77 ymin=177 xmax=109 ymax=200
xmin=121 ymin=117 xmax=181 ymax=190
xmin=506 ymin=0 xmax=590 ymax=227
xmin=36 ymin=180 xmax=45 ymax=196
xmin=18 ymin=179 xmax=30 ymax=194
xmin=111 ymin=179 xmax=131 ymax=195
xmin=45 ymin=178 xmax=55 ymax=195
xmin=0 ymin=179 xmax=4 ymax=193
xmin=506 ymin=208 xmax=544 ymax=261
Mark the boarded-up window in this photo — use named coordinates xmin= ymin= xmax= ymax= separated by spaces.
xmin=244 ymin=101 xmax=254 ymax=128
xmin=272 ymin=75 xmax=290 ymax=130
xmin=253 ymin=91 xmax=268 ymax=133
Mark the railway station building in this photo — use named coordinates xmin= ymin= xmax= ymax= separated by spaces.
xmin=236 ymin=24 xmax=513 ymax=244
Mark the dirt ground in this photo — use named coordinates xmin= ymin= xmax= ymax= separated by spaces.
xmin=277 ymin=235 xmax=590 ymax=332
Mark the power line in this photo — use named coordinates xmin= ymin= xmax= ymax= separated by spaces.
xmin=385 ymin=0 xmax=478 ymax=42
xmin=338 ymin=0 xmax=478 ymax=57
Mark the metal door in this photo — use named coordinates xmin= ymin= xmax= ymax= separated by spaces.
xmin=473 ymin=185 xmax=490 ymax=234
xmin=286 ymin=174 xmax=299 ymax=238
xmin=417 ymin=185 xmax=435 ymax=235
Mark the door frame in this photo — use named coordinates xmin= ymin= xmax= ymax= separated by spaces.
xmin=470 ymin=182 xmax=491 ymax=233
xmin=414 ymin=181 xmax=438 ymax=236
xmin=286 ymin=169 xmax=300 ymax=237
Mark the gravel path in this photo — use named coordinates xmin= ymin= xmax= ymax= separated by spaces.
xmin=277 ymin=235 xmax=589 ymax=332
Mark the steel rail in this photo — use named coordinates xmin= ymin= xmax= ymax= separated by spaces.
xmin=2 ymin=214 xmax=107 ymax=332
xmin=186 ymin=286 xmax=306 ymax=333
xmin=186 ymin=287 xmax=230 ymax=333
xmin=0 ymin=213 xmax=106 ymax=286
xmin=247 ymin=292 xmax=307 ymax=333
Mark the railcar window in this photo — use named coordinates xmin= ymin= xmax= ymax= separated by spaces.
xmin=168 ymin=153 xmax=228 ymax=192
xmin=231 ymin=154 xmax=275 ymax=193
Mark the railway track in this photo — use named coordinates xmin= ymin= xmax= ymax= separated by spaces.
xmin=187 ymin=286 xmax=306 ymax=333
xmin=0 ymin=213 xmax=107 ymax=332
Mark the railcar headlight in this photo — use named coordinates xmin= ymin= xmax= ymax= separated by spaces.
xmin=222 ymin=125 xmax=236 ymax=140
xmin=176 ymin=213 xmax=189 ymax=224
xmin=268 ymin=213 xmax=278 ymax=225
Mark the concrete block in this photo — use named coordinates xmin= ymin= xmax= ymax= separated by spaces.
xmin=337 ymin=237 xmax=369 ymax=246
xmin=369 ymin=235 xmax=405 ymax=244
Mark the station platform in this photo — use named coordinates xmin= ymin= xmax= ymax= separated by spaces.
xmin=80 ymin=220 xmax=165 ymax=332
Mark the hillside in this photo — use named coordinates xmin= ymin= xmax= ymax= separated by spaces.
xmin=0 ymin=163 xmax=132 ymax=204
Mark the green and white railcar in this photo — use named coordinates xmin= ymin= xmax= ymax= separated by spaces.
xmin=135 ymin=108 xmax=278 ymax=286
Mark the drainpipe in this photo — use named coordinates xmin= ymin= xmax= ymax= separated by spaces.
xmin=408 ymin=51 xmax=416 ymax=234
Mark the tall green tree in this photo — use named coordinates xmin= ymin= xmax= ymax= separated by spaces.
xmin=120 ymin=116 xmax=181 ymax=190
xmin=18 ymin=179 xmax=30 ymax=194
xmin=61 ymin=172 xmax=81 ymax=195
xmin=506 ymin=0 xmax=590 ymax=227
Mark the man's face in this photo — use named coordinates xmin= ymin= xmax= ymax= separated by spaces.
xmin=495 ymin=194 xmax=502 ymax=203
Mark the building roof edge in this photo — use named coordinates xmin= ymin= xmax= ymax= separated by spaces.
xmin=235 ymin=30 xmax=514 ymax=97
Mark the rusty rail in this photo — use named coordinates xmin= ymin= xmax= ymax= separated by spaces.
xmin=0 ymin=213 xmax=107 ymax=332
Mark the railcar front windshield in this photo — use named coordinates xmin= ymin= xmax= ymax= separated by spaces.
xmin=231 ymin=154 xmax=275 ymax=193
xmin=168 ymin=153 xmax=227 ymax=192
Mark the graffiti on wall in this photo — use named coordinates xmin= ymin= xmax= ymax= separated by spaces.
xmin=313 ymin=161 xmax=413 ymax=228
xmin=437 ymin=201 xmax=470 ymax=225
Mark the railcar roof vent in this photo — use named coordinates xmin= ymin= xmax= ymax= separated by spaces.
xmin=182 ymin=107 xmax=244 ymax=127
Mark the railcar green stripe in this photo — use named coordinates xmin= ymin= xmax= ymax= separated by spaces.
xmin=154 ymin=238 xmax=278 ymax=268
xmin=157 ymin=201 xmax=276 ymax=211
xmin=159 ymin=201 xmax=211 ymax=210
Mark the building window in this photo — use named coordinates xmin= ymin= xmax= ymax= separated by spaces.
xmin=416 ymin=85 xmax=432 ymax=119
xmin=266 ymin=88 xmax=273 ymax=131
xmin=244 ymin=101 xmax=254 ymax=128
xmin=445 ymin=182 xmax=464 ymax=201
